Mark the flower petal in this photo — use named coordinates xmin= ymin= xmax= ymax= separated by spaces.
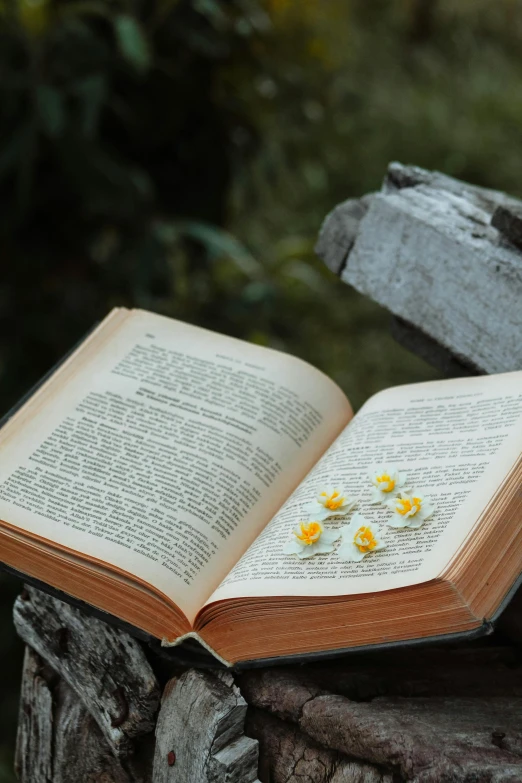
xmin=317 ymin=505 xmax=334 ymax=519
xmin=338 ymin=542 xmax=365 ymax=562
xmin=283 ymin=540 xmax=303 ymax=555
xmin=370 ymin=487 xmax=383 ymax=504
xmin=386 ymin=515 xmax=410 ymax=528
xmin=321 ymin=529 xmax=341 ymax=544
xmin=305 ymin=501 xmax=321 ymax=515
xmin=350 ymin=511 xmax=369 ymax=527
xmin=321 ymin=509 xmax=343 ymax=520
xmin=405 ymin=517 xmax=425 ymax=529
xmin=314 ymin=540 xmax=336 ymax=554
xmin=296 ymin=546 xmax=316 ymax=559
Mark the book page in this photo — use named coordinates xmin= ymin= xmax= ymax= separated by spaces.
xmin=209 ymin=372 xmax=522 ymax=603
xmin=0 ymin=310 xmax=351 ymax=623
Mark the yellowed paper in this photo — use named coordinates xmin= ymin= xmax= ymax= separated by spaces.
xmin=0 ymin=309 xmax=351 ymax=622
xmin=210 ymin=372 xmax=522 ymax=603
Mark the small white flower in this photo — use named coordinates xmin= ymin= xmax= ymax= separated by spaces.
xmin=306 ymin=487 xmax=357 ymax=521
xmin=283 ymin=521 xmax=341 ymax=559
xmin=337 ymin=513 xmax=386 ymax=562
xmin=369 ymin=466 xmax=407 ymax=504
xmin=386 ymin=492 xmax=435 ymax=529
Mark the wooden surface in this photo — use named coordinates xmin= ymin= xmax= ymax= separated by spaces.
xmin=241 ymin=645 xmax=522 ymax=782
xmin=13 ymin=586 xmax=261 ymax=782
xmin=13 ymin=584 xmax=522 ymax=781
xmin=15 ymin=647 xmax=53 ymax=783
xmin=14 ymin=586 xmax=160 ymax=757
xmin=15 ymin=646 xmax=149 ymax=783
xmin=152 ymin=669 xmax=260 ymax=782
xmin=316 ymin=162 xmax=522 ymax=375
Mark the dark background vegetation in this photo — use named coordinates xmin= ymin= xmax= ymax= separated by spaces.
xmin=1 ymin=0 xmax=521 ymax=778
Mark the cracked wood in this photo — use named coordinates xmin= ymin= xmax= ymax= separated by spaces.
xmin=13 ymin=586 xmax=160 ymax=757
xmin=152 ymin=668 xmax=261 ymax=782
xmin=315 ymin=161 xmax=522 ymax=374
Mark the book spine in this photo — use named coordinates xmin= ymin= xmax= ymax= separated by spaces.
xmin=161 ymin=631 xmax=233 ymax=668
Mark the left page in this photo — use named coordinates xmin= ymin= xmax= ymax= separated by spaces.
xmin=0 ymin=308 xmax=352 ymax=623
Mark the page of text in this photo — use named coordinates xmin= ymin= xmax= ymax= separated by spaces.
xmin=210 ymin=372 xmax=522 ymax=603
xmin=0 ymin=310 xmax=351 ymax=621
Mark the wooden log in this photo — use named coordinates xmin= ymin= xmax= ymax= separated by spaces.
xmin=13 ymin=586 xmax=160 ymax=757
xmin=315 ymin=161 xmax=522 ymax=374
xmin=52 ymin=680 xmax=139 ymax=783
xmin=300 ymin=693 xmax=522 ymax=782
xmin=15 ymin=646 xmax=54 ymax=783
xmin=389 ymin=317 xmax=481 ymax=377
xmin=152 ymin=669 xmax=261 ymax=783
xmin=247 ymin=708 xmax=392 ymax=783
xmin=239 ymin=658 xmax=522 ymax=781
xmin=15 ymin=646 xmax=151 ymax=783
xmin=316 ymin=195 xmax=374 ymax=275
xmin=239 ymin=645 xmax=522 ymax=710
xmin=490 ymin=205 xmax=522 ymax=249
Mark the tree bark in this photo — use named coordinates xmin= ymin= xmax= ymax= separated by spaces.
xmin=247 ymin=708 xmax=392 ymax=783
xmin=15 ymin=646 xmax=151 ymax=783
xmin=239 ymin=649 xmax=522 ymax=782
xmin=13 ymin=586 xmax=160 ymax=757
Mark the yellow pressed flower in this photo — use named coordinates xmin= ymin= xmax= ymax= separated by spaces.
xmin=387 ymin=492 xmax=435 ymax=529
xmin=307 ymin=487 xmax=357 ymax=520
xmin=294 ymin=521 xmax=322 ymax=545
xmin=338 ymin=514 xmax=386 ymax=562
xmin=369 ymin=466 xmax=407 ymax=504
xmin=283 ymin=521 xmax=340 ymax=559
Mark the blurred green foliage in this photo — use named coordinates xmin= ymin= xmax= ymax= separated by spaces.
xmin=2 ymin=0 xmax=522 ymax=778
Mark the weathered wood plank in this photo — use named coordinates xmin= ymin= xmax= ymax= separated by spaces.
xmin=15 ymin=646 xmax=54 ymax=783
xmin=316 ymin=195 xmax=373 ymax=275
xmin=13 ymin=586 xmax=160 ymax=757
xmin=240 ymin=661 xmax=522 ymax=781
xmin=152 ymin=669 xmax=261 ymax=783
xmin=389 ymin=317 xmax=482 ymax=377
xmin=52 ymin=679 xmax=136 ymax=783
xmin=300 ymin=694 xmax=522 ymax=782
xmin=247 ymin=708 xmax=392 ymax=783
xmin=315 ymin=162 xmax=522 ymax=374
xmin=490 ymin=205 xmax=522 ymax=249
xmin=240 ymin=646 xmax=522 ymax=705
xmin=15 ymin=646 xmax=148 ymax=783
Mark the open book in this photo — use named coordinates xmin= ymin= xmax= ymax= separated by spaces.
xmin=1 ymin=308 xmax=521 ymax=668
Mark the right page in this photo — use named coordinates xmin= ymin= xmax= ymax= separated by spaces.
xmin=209 ymin=372 xmax=522 ymax=603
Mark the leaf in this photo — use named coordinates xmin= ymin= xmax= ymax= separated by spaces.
xmin=75 ymin=74 xmax=106 ymax=137
xmin=114 ymin=14 xmax=151 ymax=74
xmin=192 ymin=0 xmax=228 ymax=29
xmin=166 ymin=221 xmax=263 ymax=278
xmin=36 ymin=85 xmax=65 ymax=138
xmin=242 ymin=281 xmax=275 ymax=303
